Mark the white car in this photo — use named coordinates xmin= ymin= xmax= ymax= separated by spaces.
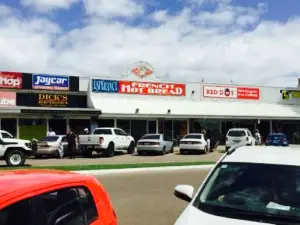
xmin=137 ymin=134 xmax=173 ymax=155
xmin=225 ymin=128 xmax=255 ymax=151
xmin=179 ymin=133 xmax=210 ymax=154
xmin=173 ymin=145 xmax=300 ymax=225
xmin=0 ymin=130 xmax=33 ymax=166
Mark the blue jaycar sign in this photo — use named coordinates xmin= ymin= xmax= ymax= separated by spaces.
xmin=92 ymin=79 xmax=119 ymax=93
xmin=32 ymin=74 xmax=69 ymax=91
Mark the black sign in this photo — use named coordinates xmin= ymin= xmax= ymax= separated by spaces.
xmin=21 ymin=109 xmax=101 ymax=115
xmin=17 ymin=93 xmax=87 ymax=108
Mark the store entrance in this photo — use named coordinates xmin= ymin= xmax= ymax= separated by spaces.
xmin=148 ymin=120 xmax=157 ymax=133
xmin=131 ymin=120 xmax=147 ymax=142
xmin=49 ymin=119 xmax=67 ymax=135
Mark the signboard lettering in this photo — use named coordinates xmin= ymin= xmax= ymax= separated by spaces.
xmin=0 ymin=92 xmax=16 ymax=107
xmin=32 ymin=74 xmax=69 ymax=90
xmin=203 ymin=85 xmax=260 ymax=100
xmin=0 ymin=72 xmax=22 ymax=89
xmin=280 ymin=90 xmax=300 ymax=101
xmin=38 ymin=94 xmax=68 ymax=107
xmin=92 ymin=79 xmax=119 ymax=93
xmin=119 ymin=81 xmax=185 ymax=96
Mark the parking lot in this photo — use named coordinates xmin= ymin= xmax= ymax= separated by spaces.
xmin=22 ymin=150 xmax=223 ymax=167
xmin=97 ymin=168 xmax=209 ymax=225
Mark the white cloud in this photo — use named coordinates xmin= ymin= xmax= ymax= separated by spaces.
xmin=83 ymin=0 xmax=144 ymax=18
xmin=21 ymin=0 xmax=79 ymax=12
xmin=0 ymin=1 xmax=299 ymax=87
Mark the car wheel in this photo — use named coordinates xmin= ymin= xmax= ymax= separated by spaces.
xmin=5 ymin=150 xmax=26 ymax=167
xmin=160 ymin=146 xmax=166 ymax=155
xmin=104 ymin=142 xmax=115 ymax=157
xmin=137 ymin=151 xmax=143 ymax=155
xmin=204 ymin=146 xmax=208 ymax=154
xmin=82 ymin=148 xmax=93 ymax=158
xmin=180 ymin=150 xmax=185 ymax=155
xmin=170 ymin=145 xmax=174 ymax=153
xmin=127 ymin=141 xmax=135 ymax=154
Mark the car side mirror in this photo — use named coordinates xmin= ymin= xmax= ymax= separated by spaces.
xmin=174 ymin=185 xmax=194 ymax=202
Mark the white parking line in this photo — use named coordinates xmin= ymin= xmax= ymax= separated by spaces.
xmin=73 ymin=164 xmax=215 ymax=176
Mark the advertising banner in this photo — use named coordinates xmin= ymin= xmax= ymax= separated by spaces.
xmin=0 ymin=92 xmax=16 ymax=107
xmin=0 ymin=72 xmax=22 ymax=89
xmin=17 ymin=93 xmax=87 ymax=108
xmin=91 ymin=79 xmax=186 ymax=96
xmin=203 ymin=85 xmax=260 ymax=100
xmin=280 ymin=89 xmax=300 ymax=102
xmin=32 ymin=74 xmax=69 ymax=91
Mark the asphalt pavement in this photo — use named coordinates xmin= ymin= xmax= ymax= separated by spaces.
xmin=96 ymin=168 xmax=209 ymax=225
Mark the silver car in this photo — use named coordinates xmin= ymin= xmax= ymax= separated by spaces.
xmin=137 ymin=134 xmax=174 ymax=155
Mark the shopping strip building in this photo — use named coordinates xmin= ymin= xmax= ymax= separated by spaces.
xmin=1 ymin=62 xmax=300 ymax=142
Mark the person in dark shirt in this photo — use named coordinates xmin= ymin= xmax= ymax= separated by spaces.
xmin=66 ymin=129 xmax=77 ymax=159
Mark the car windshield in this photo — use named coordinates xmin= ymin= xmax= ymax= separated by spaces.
xmin=141 ymin=135 xmax=160 ymax=140
xmin=40 ymin=136 xmax=60 ymax=142
xmin=194 ymin=162 xmax=300 ymax=223
xmin=228 ymin=130 xmax=246 ymax=137
xmin=184 ymin=135 xmax=202 ymax=139
xmin=268 ymin=134 xmax=285 ymax=140
xmin=93 ymin=129 xmax=112 ymax=135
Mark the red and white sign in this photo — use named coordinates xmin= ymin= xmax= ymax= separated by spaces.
xmin=119 ymin=81 xmax=186 ymax=96
xmin=0 ymin=92 xmax=16 ymax=107
xmin=0 ymin=72 xmax=22 ymax=89
xmin=203 ymin=85 xmax=260 ymax=100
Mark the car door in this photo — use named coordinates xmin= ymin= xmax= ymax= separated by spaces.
xmin=113 ymin=129 xmax=125 ymax=149
xmin=163 ymin=135 xmax=172 ymax=151
xmin=118 ymin=129 xmax=131 ymax=148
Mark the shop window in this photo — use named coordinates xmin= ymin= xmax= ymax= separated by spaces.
xmin=98 ymin=119 xmax=114 ymax=128
xmin=117 ymin=120 xmax=131 ymax=134
xmin=69 ymin=119 xmax=91 ymax=135
xmin=19 ymin=119 xmax=47 ymax=141
xmin=173 ymin=120 xmax=187 ymax=141
xmin=49 ymin=119 xmax=67 ymax=135
xmin=159 ymin=120 xmax=173 ymax=140
xmin=1 ymin=119 xmax=17 ymax=137
xmin=131 ymin=120 xmax=147 ymax=142
xmin=148 ymin=120 xmax=156 ymax=134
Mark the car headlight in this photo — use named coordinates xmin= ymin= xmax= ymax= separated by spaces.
xmin=25 ymin=143 xmax=32 ymax=148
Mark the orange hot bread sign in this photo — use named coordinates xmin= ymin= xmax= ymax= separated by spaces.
xmin=118 ymin=81 xmax=186 ymax=96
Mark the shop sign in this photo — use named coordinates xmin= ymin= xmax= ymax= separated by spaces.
xmin=127 ymin=61 xmax=154 ymax=78
xmin=119 ymin=81 xmax=185 ymax=96
xmin=38 ymin=94 xmax=68 ymax=107
xmin=0 ymin=72 xmax=22 ymax=89
xmin=280 ymin=89 xmax=300 ymax=101
xmin=92 ymin=79 xmax=119 ymax=93
xmin=203 ymin=85 xmax=260 ymax=100
xmin=0 ymin=92 xmax=16 ymax=107
xmin=32 ymin=74 xmax=69 ymax=91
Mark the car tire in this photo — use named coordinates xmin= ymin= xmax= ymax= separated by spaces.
xmin=5 ymin=149 xmax=26 ymax=167
xmin=204 ymin=146 xmax=208 ymax=154
xmin=82 ymin=148 xmax=93 ymax=158
xmin=104 ymin=142 xmax=115 ymax=157
xmin=160 ymin=146 xmax=166 ymax=155
xmin=137 ymin=151 xmax=143 ymax=156
xmin=127 ymin=141 xmax=135 ymax=154
xmin=180 ymin=150 xmax=185 ymax=155
xmin=170 ymin=145 xmax=174 ymax=153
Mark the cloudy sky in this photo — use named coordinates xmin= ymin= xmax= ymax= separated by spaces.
xmin=0 ymin=0 xmax=299 ymax=87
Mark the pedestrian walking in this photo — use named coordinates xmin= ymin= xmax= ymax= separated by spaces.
xmin=66 ymin=129 xmax=76 ymax=159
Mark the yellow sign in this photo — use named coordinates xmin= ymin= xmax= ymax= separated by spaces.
xmin=280 ymin=90 xmax=300 ymax=100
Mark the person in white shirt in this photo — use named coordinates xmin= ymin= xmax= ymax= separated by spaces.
xmin=47 ymin=128 xmax=56 ymax=136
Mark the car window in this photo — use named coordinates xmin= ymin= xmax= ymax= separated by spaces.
xmin=0 ymin=198 xmax=34 ymax=225
xmin=93 ymin=129 xmax=112 ymax=135
xmin=268 ymin=134 xmax=285 ymax=140
xmin=61 ymin=136 xmax=67 ymax=142
xmin=163 ymin=135 xmax=172 ymax=142
xmin=40 ymin=136 xmax=60 ymax=142
xmin=1 ymin=132 xmax=13 ymax=139
xmin=141 ymin=135 xmax=160 ymax=140
xmin=0 ymin=186 xmax=98 ymax=225
xmin=194 ymin=162 xmax=300 ymax=222
xmin=114 ymin=129 xmax=127 ymax=136
xmin=247 ymin=131 xmax=252 ymax=137
xmin=227 ymin=130 xmax=246 ymax=137
xmin=184 ymin=134 xmax=203 ymax=139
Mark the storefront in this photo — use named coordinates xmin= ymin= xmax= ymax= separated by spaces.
xmin=87 ymin=62 xmax=300 ymax=143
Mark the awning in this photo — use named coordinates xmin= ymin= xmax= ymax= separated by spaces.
xmin=90 ymin=96 xmax=300 ymax=119
xmin=19 ymin=107 xmax=101 ymax=116
xmin=0 ymin=107 xmax=21 ymax=114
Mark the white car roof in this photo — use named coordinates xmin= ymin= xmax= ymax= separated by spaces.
xmin=223 ymin=146 xmax=300 ymax=166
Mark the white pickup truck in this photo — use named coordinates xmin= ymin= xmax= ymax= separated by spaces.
xmin=78 ymin=127 xmax=135 ymax=157
xmin=0 ymin=130 xmax=33 ymax=166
